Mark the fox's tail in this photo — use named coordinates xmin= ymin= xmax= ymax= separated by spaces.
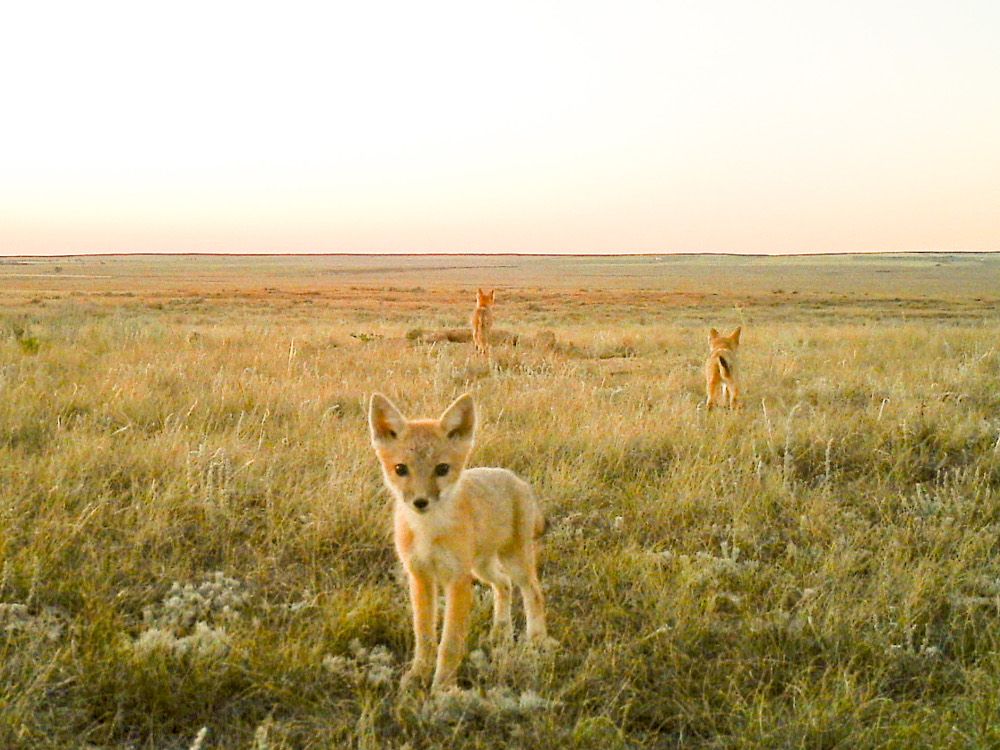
xmin=534 ymin=511 xmax=547 ymax=538
xmin=717 ymin=354 xmax=731 ymax=377
xmin=525 ymin=483 xmax=546 ymax=538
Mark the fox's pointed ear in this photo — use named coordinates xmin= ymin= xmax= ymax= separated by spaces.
xmin=731 ymin=326 xmax=742 ymax=344
xmin=439 ymin=393 xmax=476 ymax=442
xmin=709 ymin=327 xmax=719 ymax=340
xmin=488 ymin=289 xmax=495 ymax=302
xmin=369 ymin=393 xmax=406 ymax=444
xmin=477 ymin=287 xmax=484 ymax=296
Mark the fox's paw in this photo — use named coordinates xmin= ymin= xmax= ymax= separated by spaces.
xmin=430 ymin=673 xmax=458 ymax=693
xmin=526 ymin=633 xmax=559 ymax=653
xmin=400 ymin=663 xmax=433 ymax=691
xmin=538 ymin=636 xmax=560 ymax=652
xmin=488 ymin=623 xmax=514 ymax=644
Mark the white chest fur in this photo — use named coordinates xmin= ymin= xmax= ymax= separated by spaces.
xmin=409 ymin=537 xmax=462 ymax=581
xmin=397 ymin=504 xmax=465 ymax=582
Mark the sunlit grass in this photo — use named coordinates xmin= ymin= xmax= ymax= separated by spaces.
xmin=1 ymin=257 xmax=999 ymax=748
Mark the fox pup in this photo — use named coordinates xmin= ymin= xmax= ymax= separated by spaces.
xmin=368 ymin=392 xmax=548 ymax=690
xmin=470 ymin=288 xmax=495 ymax=355
xmin=705 ymin=326 xmax=742 ymax=409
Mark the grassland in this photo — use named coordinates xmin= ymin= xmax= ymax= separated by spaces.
xmin=2 ymin=253 xmax=1000 ymax=749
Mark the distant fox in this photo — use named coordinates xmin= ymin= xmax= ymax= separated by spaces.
xmin=368 ymin=392 xmax=549 ymax=691
xmin=470 ymin=288 xmax=495 ymax=355
xmin=705 ymin=326 xmax=742 ymax=409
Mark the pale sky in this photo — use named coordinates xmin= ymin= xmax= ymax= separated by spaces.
xmin=2 ymin=0 xmax=998 ymax=255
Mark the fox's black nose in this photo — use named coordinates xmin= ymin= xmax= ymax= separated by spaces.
xmin=413 ymin=498 xmax=429 ymax=510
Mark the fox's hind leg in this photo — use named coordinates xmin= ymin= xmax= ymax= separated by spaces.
xmin=472 ymin=326 xmax=490 ymax=357
xmin=474 ymin=558 xmax=513 ymax=641
xmin=705 ymin=370 xmax=722 ymax=410
xmin=724 ymin=378 xmax=740 ymax=409
xmin=502 ymin=549 xmax=547 ymax=643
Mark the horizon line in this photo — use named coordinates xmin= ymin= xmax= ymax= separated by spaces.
xmin=2 ymin=249 xmax=997 ymax=260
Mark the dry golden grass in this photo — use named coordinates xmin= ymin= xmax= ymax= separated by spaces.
xmin=1 ymin=253 xmax=999 ymax=748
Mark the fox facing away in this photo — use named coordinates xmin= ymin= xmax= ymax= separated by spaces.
xmin=368 ymin=392 xmax=549 ymax=690
xmin=705 ymin=326 xmax=742 ymax=409
xmin=470 ymin=288 xmax=495 ymax=355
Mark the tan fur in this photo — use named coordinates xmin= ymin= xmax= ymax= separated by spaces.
xmin=470 ymin=288 xmax=495 ymax=356
xmin=368 ymin=392 xmax=548 ymax=690
xmin=704 ymin=326 xmax=742 ymax=409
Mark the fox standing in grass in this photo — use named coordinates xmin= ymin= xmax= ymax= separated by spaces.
xmin=368 ymin=392 xmax=549 ymax=690
xmin=470 ymin=288 xmax=495 ymax=355
xmin=705 ymin=326 xmax=742 ymax=409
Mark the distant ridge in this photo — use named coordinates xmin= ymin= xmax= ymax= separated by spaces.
xmin=2 ymin=250 xmax=996 ymax=260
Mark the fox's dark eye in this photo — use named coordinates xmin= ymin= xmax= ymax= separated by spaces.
xmin=394 ymin=464 xmax=409 ymax=477
xmin=434 ymin=463 xmax=450 ymax=477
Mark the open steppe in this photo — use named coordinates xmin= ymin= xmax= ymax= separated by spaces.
xmin=2 ymin=253 xmax=1000 ymax=748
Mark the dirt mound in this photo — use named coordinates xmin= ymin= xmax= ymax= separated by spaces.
xmin=407 ymin=327 xmax=520 ymax=345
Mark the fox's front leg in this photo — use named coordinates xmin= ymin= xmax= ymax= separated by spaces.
xmin=432 ymin=575 xmax=472 ymax=690
xmin=401 ymin=571 xmax=436 ymax=688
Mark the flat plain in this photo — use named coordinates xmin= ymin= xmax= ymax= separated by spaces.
xmin=2 ymin=253 xmax=1000 ymax=749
